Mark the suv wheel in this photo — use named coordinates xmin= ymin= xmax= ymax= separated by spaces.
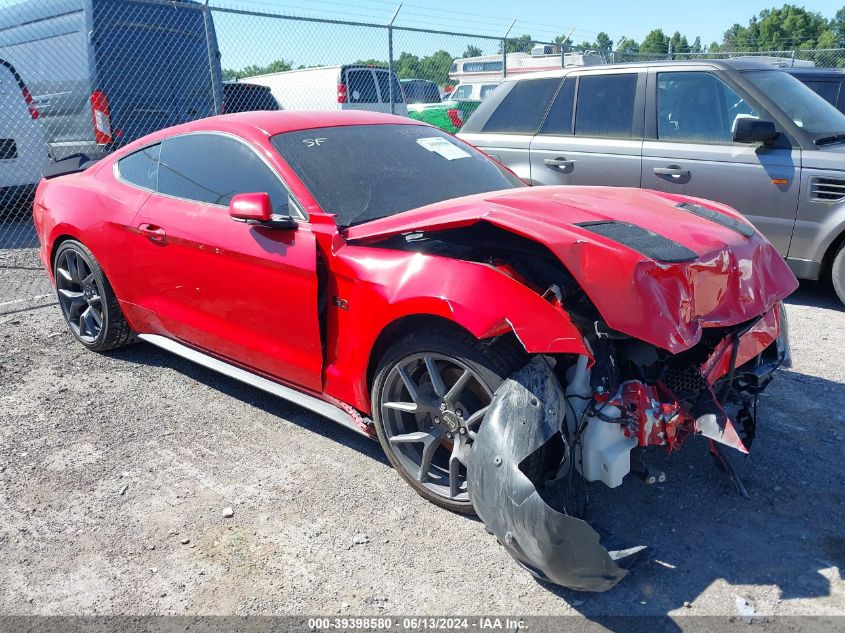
xmin=832 ymin=242 xmax=845 ymax=306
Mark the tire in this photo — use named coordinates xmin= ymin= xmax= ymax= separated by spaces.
xmin=371 ymin=326 xmax=525 ymax=514
xmin=832 ymin=242 xmax=845 ymax=307
xmin=53 ymin=240 xmax=133 ymax=352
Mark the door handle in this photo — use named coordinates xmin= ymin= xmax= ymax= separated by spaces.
xmin=654 ymin=165 xmax=690 ymax=178
xmin=544 ymin=157 xmax=575 ymax=171
xmin=138 ymin=223 xmax=166 ymax=242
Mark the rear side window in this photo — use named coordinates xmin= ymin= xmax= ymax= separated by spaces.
xmin=540 ymin=78 xmax=576 ymax=135
xmin=376 ymin=71 xmax=404 ymax=103
xmin=117 ymin=144 xmax=160 ymax=190
xmin=158 ymin=134 xmax=289 ymax=213
xmin=574 ymin=74 xmax=638 ymax=138
xmin=347 ymin=70 xmax=378 ymax=103
xmin=481 ymin=78 xmax=561 ymax=134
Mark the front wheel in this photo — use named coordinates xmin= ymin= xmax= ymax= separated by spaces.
xmin=372 ymin=326 xmax=524 ymax=513
xmin=832 ymin=242 xmax=845 ymax=307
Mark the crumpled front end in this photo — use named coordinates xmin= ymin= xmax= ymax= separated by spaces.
xmin=468 ymin=358 xmax=646 ymax=592
xmin=469 ymin=303 xmax=791 ymax=591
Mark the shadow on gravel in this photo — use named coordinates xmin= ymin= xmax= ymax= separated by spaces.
xmin=530 ymin=365 xmax=845 ymax=624
xmin=108 ymin=341 xmax=387 ymax=465
xmin=785 ymin=279 xmax=843 ymax=312
xmin=102 ymin=303 xmax=843 ymax=623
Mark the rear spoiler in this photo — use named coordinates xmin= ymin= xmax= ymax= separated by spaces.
xmin=41 ymin=153 xmax=105 ymax=179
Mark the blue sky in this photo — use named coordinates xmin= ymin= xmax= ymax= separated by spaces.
xmin=219 ymin=0 xmax=843 ymax=44
xmin=210 ymin=0 xmax=844 ymax=71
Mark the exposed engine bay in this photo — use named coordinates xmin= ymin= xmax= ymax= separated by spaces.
xmin=373 ymin=222 xmax=791 ymax=591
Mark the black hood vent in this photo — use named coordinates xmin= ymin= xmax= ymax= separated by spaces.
xmin=575 ymin=221 xmax=698 ymax=263
xmin=675 ymin=202 xmax=755 ymax=238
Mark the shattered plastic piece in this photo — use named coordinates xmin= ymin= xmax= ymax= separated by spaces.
xmin=468 ymin=357 xmax=645 ymax=592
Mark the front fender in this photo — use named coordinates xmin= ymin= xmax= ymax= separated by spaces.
xmin=322 ymin=246 xmax=588 ymax=413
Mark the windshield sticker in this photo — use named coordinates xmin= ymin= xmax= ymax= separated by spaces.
xmin=416 ymin=137 xmax=470 ymax=160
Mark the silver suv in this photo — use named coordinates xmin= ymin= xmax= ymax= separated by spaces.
xmin=458 ymin=59 xmax=845 ymax=305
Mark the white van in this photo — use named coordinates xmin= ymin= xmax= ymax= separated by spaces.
xmin=243 ymin=65 xmax=407 ymax=115
xmin=0 ymin=59 xmax=47 ymax=215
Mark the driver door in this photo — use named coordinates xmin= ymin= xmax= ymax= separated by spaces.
xmin=129 ymin=132 xmax=323 ymax=392
xmin=641 ymin=69 xmax=800 ymax=255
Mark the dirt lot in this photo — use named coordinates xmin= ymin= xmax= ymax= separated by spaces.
xmin=1 ymin=248 xmax=843 ymax=621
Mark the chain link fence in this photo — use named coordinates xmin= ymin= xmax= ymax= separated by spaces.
xmin=2 ymin=0 xmax=845 ymax=313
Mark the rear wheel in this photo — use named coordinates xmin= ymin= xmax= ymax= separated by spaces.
xmin=832 ymin=242 xmax=845 ymax=306
xmin=53 ymin=240 xmax=132 ymax=352
xmin=372 ymin=326 xmax=524 ymax=513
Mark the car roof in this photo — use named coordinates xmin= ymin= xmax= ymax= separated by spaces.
xmin=785 ymin=67 xmax=845 ymax=77
xmin=502 ymin=57 xmax=778 ymax=82
xmin=127 ymin=111 xmax=422 ymax=147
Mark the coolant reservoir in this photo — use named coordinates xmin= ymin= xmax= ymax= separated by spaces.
xmin=580 ymin=408 xmax=637 ymax=488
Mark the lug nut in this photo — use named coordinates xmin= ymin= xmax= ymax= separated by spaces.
xmin=455 ymin=408 xmax=464 ymax=417
xmin=458 ymin=427 xmax=466 ymax=435
xmin=434 ymin=416 xmax=440 ymax=424
xmin=440 ymin=402 xmax=448 ymax=412
xmin=446 ymin=432 xmax=453 ymax=439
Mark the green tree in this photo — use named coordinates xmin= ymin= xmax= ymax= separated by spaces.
xmin=222 ymin=59 xmax=293 ymax=80
xmin=832 ymin=7 xmax=845 ymax=46
xmin=639 ymin=28 xmax=670 ymax=55
xmin=691 ymin=36 xmax=702 ymax=54
xmin=669 ymin=31 xmax=690 ymax=56
xmin=755 ymin=5 xmax=828 ymax=50
xmin=615 ymin=36 xmax=640 ymax=54
xmin=462 ymin=45 xmax=482 ymax=58
xmin=595 ymin=32 xmax=613 ymax=54
xmin=499 ymin=34 xmax=534 ymax=54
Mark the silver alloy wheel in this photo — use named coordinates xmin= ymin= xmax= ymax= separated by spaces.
xmin=380 ymin=352 xmax=493 ymax=502
xmin=55 ymin=248 xmax=104 ymax=343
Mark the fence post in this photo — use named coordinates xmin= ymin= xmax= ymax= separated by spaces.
xmin=203 ymin=0 xmax=221 ymax=114
xmin=502 ymin=19 xmax=515 ymax=79
xmin=387 ymin=4 xmax=402 ymax=115
xmin=668 ymin=40 xmax=673 ymax=60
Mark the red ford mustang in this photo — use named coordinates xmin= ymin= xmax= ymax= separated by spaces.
xmin=34 ymin=111 xmax=798 ymax=591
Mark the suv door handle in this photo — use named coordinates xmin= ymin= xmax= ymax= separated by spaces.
xmin=544 ymin=157 xmax=575 ymax=171
xmin=654 ymin=165 xmax=690 ymax=178
xmin=138 ymin=223 xmax=166 ymax=242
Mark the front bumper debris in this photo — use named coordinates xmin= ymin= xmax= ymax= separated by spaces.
xmin=467 ymin=357 xmax=646 ymax=592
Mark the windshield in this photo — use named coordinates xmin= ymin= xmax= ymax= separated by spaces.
xmin=271 ymin=124 xmax=524 ymax=227
xmin=743 ymin=70 xmax=845 ymax=137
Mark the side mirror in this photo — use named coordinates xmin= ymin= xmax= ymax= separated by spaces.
xmin=229 ymin=192 xmax=296 ymax=229
xmin=733 ymin=118 xmax=780 ymax=145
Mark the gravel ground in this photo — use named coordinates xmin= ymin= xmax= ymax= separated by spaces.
xmin=0 ymin=250 xmax=843 ymax=620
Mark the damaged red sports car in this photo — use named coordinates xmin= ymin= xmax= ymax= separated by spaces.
xmin=34 ymin=111 xmax=798 ymax=591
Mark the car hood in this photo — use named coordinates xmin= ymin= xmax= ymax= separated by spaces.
xmin=345 ymin=186 xmax=798 ymax=353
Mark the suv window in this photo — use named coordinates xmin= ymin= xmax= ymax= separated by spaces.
xmin=657 ymin=71 xmax=759 ymax=143
xmin=452 ymin=85 xmax=472 ymax=100
xmin=375 ymin=71 xmax=404 ymax=103
xmin=158 ymin=134 xmax=289 ymax=213
xmin=347 ymin=70 xmax=378 ymax=103
xmin=801 ymin=80 xmax=841 ymax=109
xmin=480 ymin=84 xmax=499 ymax=100
xmin=539 ymin=78 xmax=575 ymax=135
xmin=481 ymin=78 xmax=561 ymax=134
xmin=117 ymin=144 xmax=160 ymax=190
xmin=574 ymin=74 xmax=638 ymax=138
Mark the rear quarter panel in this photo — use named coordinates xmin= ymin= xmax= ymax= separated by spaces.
xmin=35 ymin=160 xmax=150 ymax=304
